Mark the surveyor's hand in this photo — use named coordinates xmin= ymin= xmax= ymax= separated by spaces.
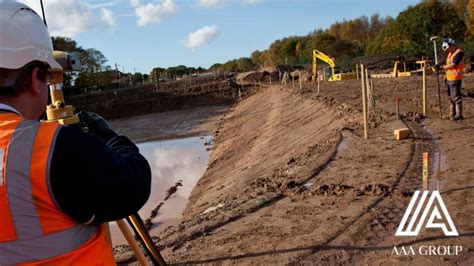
xmin=78 ymin=111 xmax=118 ymax=142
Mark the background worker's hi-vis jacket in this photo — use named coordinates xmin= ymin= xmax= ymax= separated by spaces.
xmin=0 ymin=108 xmax=151 ymax=265
xmin=445 ymin=48 xmax=465 ymax=81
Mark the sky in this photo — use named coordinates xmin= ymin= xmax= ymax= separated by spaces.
xmin=19 ymin=0 xmax=420 ymax=74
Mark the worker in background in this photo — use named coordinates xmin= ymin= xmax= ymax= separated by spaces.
xmin=435 ymin=37 xmax=465 ymax=121
xmin=0 ymin=2 xmax=151 ymax=264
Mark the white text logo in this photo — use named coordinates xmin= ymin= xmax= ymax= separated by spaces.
xmin=396 ymin=190 xmax=458 ymax=236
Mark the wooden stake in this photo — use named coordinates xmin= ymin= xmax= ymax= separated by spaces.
xmin=317 ymin=70 xmax=320 ymax=94
xmin=299 ymin=71 xmax=302 ymax=90
xmin=361 ymin=64 xmax=368 ymax=140
xmin=356 ymin=64 xmax=359 ymax=80
xmin=422 ymin=152 xmax=429 ymax=191
xmin=292 ymin=74 xmax=295 ymax=89
xmin=117 ymin=220 xmax=150 ymax=266
xmin=270 ymin=76 xmax=272 ymax=85
xmin=395 ymin=98 xmax=400 ymax=120
xmin=365 ymin=68 xmax=371 ymax=114
xmin=422 ymin=66 xmax=427 ymax=116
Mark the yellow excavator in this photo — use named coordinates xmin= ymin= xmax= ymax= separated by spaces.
xmin=312 ymin=49 xmax=356 ymax=81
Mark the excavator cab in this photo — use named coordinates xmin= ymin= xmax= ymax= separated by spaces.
xmin=323 ymin=66 xmax=341 ymax=81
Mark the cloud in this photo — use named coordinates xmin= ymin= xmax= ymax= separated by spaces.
xmin=19 ymin=0 xmax=120 ymax=36
xmin=197 ymin=0 xmax=264 ymax=8
xmin=100 ymin=8 xmax=117 ymax=30
xmin=132 ymin=0 xmax=179 ymax=27
xmin=183 ymin=25 xmax=219 ymax=51
xmin=20 ymin=0 xmax=94 ymax=37
xmin=90 ymin=2 xmax=118 ymax=9
xmin=129 ymin=0 xmax=141 ymax=8
xmin=242 ymin=0 xmax=264 ymax=5
xmin=197 ymin=0 xmax=228 ymax=8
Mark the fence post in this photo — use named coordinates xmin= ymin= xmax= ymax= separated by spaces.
xmin=360 ymin=64 xmax=368 ymax=140
xmin=423 ymin=152 xmax=429 ymax=191
xmin=356 ymin=64 xmax=359 ymax=80
xmin=317 ymin=70 xmax=320 ymax=94
xmin=422 ymin=65 xmax=427 ymax=116
xmin=365 ymin=68 xmax=371 ymax=114
xmin=299 ymin=71 xmax=302 ymax=91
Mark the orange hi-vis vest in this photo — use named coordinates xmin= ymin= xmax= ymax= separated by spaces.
xmin=445 ymin=48 xmax=464 ymax=81
xmin=0 ymin=112 xmax=115 ymax=265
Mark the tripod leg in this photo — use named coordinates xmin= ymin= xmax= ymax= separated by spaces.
xmin=117 ymin=220 xmax=150 ymax=265
xmin=126 ymin=214 xmax=167 ymax=266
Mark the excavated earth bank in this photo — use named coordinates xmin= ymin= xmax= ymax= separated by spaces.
xmin=113 ymin=75 xmax=473 ymax=265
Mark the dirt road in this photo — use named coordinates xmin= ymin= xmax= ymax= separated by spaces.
xmin=114 ymin=76 xmax=473 ymax=264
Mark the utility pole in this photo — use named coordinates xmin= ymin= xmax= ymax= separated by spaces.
xmin=115 ymin=63 xmax=119 ymax=84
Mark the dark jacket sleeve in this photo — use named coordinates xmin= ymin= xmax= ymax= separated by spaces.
xmin=452 ymin=51 xmax=464 ymax=65
xmin=50 ymin=125 xmax=151 ymax=224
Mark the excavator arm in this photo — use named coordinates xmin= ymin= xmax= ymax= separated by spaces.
xmin=312 ymin=49 xmax=337 ymax=81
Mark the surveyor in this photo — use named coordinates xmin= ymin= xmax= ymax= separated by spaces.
xmin=0 ymin=2 xmax=151 ymax=264
xmin=435 ymin=37 xmax=465 ymax=120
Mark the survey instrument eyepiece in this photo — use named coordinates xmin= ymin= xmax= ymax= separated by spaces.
xmin=53 ymin=51 xmax=81 ymax=72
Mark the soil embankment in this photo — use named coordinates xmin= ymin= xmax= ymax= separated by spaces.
xmin=66 ymin=75 xmax=253 ymax=120
xmin=113 ymin=75 xmax=473 ymax=264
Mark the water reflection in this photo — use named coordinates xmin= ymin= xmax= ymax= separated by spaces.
xmin=111 ymin=136 xmax=212 ymax=246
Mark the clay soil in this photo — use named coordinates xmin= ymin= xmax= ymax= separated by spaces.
xmin=113 ymin=75 xmax=474 ymax=265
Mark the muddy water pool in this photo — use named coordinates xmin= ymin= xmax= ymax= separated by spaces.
xmin=110 ymin=135 xmax=212 ymax=246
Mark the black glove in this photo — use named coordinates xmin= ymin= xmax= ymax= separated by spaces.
xmin=434 ymin=64 xmax=442 ymax=72
xmin=78 ymin=111 xmax=118 ymax=142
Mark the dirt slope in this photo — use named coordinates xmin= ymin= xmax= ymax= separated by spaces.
xmin=183 ymin=85 xmax=347 ymax=218
xmin=159 ymin=76 xmax=473 ymax=264
xmin=114 ymin=75 xmax=473 ymax=264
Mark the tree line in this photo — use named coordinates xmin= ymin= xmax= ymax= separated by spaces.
xmin=53 ymin=36 xmax=209 ymax=93
xmin=214 ymin=0 xmax=473 ymax=72
xmin=54 ymin=0 xmax=473 ymax=93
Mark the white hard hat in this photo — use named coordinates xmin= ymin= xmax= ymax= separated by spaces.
xmin=442 ymin=37 xmax=455 ymax=51
xmin=0 ymin=1 xmax=62 ymax=71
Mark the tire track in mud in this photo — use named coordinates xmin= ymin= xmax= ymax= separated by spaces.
xmin=292 ymin=119 xmax=434 ymax=262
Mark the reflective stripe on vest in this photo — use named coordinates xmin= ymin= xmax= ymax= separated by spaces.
xmin=0 ymin=118 xmax=99 ymax=264
xmin=445 ymin=48 xmax=464 ymax=81
xmin=0 ymin=225 xmax=97 ymax=264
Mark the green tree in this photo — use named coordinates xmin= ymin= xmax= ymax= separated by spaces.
xmin=467 ymin=0 xmax=474 ymax=41
xmin=369 ymin=1 xmax=466 ymax=55
xmin=52 ymin=37 xmax=109 ymax=92
xmin=132 ymin=72 xmax=144 ymax=84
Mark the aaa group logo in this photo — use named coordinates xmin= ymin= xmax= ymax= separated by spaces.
xmin=392 ymin=190 xmax=463 ymax=256
xmin=396 ymin=190 xmax=458 ymax=236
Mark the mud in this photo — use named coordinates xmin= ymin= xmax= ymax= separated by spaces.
xmin=112 ymin=75 xmax=473 ymax=264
